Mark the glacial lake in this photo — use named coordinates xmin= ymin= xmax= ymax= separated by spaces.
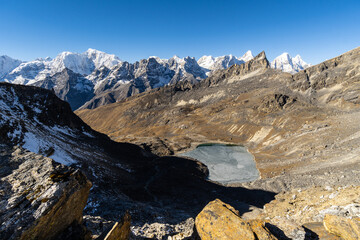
xmin=180 ymin=143 xmax=259 ymax=184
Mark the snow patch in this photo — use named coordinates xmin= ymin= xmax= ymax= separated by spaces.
xmin=22 ymin=131 xmax=76 ymax=165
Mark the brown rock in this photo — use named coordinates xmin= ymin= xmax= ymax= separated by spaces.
xmin=247 ymin=219 xmax=277 ymax=240
xmin=195 ymin=199 xmax=255 ymax=240
xmin=99 ymin=212 xmax=131 ymax=240
xmin=266 ymin=217 xmax=305 ymax=240
xmin=323 ymin=214 xmax=360 ymax=240
xmin=303 ymin=222 xmax=341 ymax=240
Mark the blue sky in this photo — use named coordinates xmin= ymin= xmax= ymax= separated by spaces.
xmin=0 ymin=0 xmax=359 ymax=64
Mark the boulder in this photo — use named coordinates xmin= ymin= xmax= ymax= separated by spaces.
xmin=195 ymin=199 xmax=277 ymax=240
xmin=0 ymin=146 xmax=92 ymax=240
xmin=266 ymin=217 xmax=305 ymax=240
xmin=248 ymin=219 xmax=277 ymax=240
xmin=302 ymin=222 xmax=341 ymax=240
xmin=323 ymin=214 xmax=360 ymax=240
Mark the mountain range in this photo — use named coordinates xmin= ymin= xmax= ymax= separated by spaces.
xmin=0 ymin=49 xmax=310 ymax=110
xmin=1 ymin=46 xmax=359 ymax=239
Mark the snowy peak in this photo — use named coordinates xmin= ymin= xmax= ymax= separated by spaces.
xmin=271 ymin=52 xmax=311 ymax=74
xmin=292 ymin=55 xmax=311 ymax=69
xmin=52 ymin=51 xmax=95 ymax=75
xmin=197 ymin=50 xmax=254 ymax=74
xmin=239 ymin=50 xmax=254 ymax=62
xmin=3 ymin=49 xmax=123 ymax=85
xmin=197 ymin=55 xmax=216 ymax=70
xmin=0 ymin=55 xmax=23 ymax=79
xmin=170 ymin=55 xmax=186 ymax=64
xmin=85 ymin=48 xmax=122 ymax=69
xmin=52 ymin=49 xmax=122 ymax=75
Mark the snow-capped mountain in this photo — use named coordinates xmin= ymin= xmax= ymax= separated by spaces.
xmin=0 ymin=48 xmax=311 ymax=110
xmin=167 ymin=55 xmax=207 ymax=80
xmin=198 ymin=50 xmax=254 ymax=75
xmin=271 ymin=53 xmax=311 ymax=74
xmin=0 ymin=55 xmax=23 ymax=79
xmin=83 ymin=55 xmax=207 ymax=109
xmin=4 ymin=49 xmax=122 ymax=85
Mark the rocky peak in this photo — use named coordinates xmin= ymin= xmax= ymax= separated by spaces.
xmin=197 ymin=50 xmax=255 ymax=75
xmin=232 ymin=50 xmax=270 ymax=73
xmin=30 ymin=68 xmax=95 ymax=110
xmin=170 ymin=55 xmax=185 ymax=64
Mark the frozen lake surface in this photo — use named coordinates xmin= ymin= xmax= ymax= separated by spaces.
xmin=180 ymin=144 xmax=259 ymax=184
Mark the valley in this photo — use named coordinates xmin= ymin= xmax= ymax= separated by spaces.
xmin=1 ymin=46 xmax=359 ymax=239
xmin=76 ymin=48 xmax=360 ymax=193
xmin=1 ymin=1 xmax=359 ymax=239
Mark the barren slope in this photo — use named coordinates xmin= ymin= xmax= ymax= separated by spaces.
xmin=77 ymin=47 xmax=360 ymax=192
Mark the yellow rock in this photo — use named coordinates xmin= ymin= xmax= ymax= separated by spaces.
xmin=303 ymin=222 xmax=341 ymax=240
xmin=247 ymin=219 xmax=277 ymax=240
xmin=323 ymin=214 xmax=360 ymax=240
xmin=195 ymin=199 xmax=255 ymax=240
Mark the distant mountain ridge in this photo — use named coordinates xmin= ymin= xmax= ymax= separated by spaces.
xmin=0 ymin=49 xmax=311 ymax=109
xmin=198 ymin=50 xmax=255 ymax=75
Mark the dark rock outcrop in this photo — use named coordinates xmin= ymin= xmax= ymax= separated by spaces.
xmin=31 ymin=68 xmax=95 ymax=110
xmin=0 ymin=145 xmax=91 ymax=240
xmin=97 ymin=212 xmax=131 ymax=240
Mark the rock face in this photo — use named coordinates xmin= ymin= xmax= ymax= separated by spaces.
xmin=0 ymin=145 xmax=91 ymax=240
xmin=323 ymin=215 xmax=360 ymax=240
xmin=31 ymin=68 xmax=95 ymax=110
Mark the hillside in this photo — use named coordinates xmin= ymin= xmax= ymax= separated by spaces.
xmin=77 ymin=47 xmax=360 ymax=193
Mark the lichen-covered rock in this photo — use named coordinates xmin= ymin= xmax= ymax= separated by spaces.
xmin=0 ymin=145 xmax=92 ymax=240
xmin=195 ymin=199 xmax=255 ymax=240
xmin=323 ymin=214 xmax=360 ymax=240
xmin=264 ymin=186 xmax=360 ymax=225
xmin=247 ymin=219 xmax=277 ymax=240
xmin=302 ymin=222 xmax=341 ymax=240
xmin=130 ymin=218 xmax=196 ymax=240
